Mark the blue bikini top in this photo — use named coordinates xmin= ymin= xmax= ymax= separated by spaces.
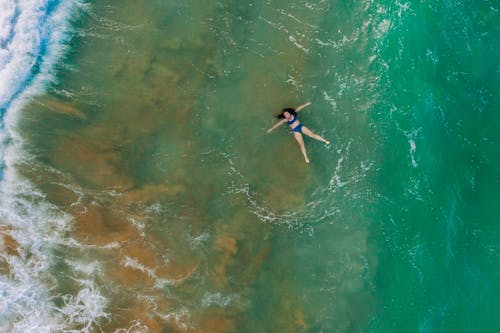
xmin=286 ymin=115 xmax=297 ymax=124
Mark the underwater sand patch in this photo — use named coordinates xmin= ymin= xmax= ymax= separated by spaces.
xmin=215 ymin=212 xmax=271 ymax=282
xmin=52 ymin=133 xmax=133 ymax=189
xmin=213 ymin=234 xmax=238 ymax=288
xmin=193 ymin=314 xmax=234 ymax=333
xmin=73 ymin=204 xmax=137 ymax=246
xmin=0 ymin=227 xmax=20 ymax=257
xmin=214 ymin=235 xmax=238 ymax=255
xmin=35 ymin=97 xmax=86 ymax=119
xmin=0 ymin=228 xmax=20 ymax=275
xmin=281 ymin=298 xmax=309 ymax=333
xmin=104 ymin=296 xmax=166 ymax=333
xmin=40 ymin=181 xmax=82 ymax=209
xmin=210 ymin=211 xmax=273 ymax=291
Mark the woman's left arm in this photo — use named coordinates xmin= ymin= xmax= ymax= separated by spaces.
xmin=295 ymin=102 xmax=312 ymax=112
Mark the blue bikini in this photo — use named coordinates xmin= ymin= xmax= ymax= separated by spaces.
xmin=287 ymin=115 xmax=303 ymax=133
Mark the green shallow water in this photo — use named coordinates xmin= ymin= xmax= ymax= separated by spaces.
xmin=13 ymin=0 xmax=500 ymax=331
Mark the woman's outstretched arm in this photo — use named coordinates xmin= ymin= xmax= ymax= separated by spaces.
xmin=267 ymin=119 xmax=286 ymax=133
xmin=295 ymin=102 xmax=312 ymax=112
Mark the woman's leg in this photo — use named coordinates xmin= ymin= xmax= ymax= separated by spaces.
xmin=301 ymin=126 xmax=330 ymax=144
xmin=293 ymin=132 xmax=309 ymax=163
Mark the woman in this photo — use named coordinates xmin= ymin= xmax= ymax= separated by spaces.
xmin=267 ymin=102 xmax=330 ymax=163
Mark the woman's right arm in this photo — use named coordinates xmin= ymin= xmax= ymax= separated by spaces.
xmin=267 ymin=119 xmax=286 ymax=133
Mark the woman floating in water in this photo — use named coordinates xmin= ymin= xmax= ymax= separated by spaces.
xmin=267 ymin=102 xmax=330 ymax=163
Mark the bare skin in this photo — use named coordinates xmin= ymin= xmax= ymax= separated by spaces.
xmin=267 ymin=102 xmax=330 ymax=163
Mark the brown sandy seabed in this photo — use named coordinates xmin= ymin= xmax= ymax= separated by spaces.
xmin=0 ymin=1 xmax=331 ymax=332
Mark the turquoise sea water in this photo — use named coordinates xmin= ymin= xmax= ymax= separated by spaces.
xmin=1 ymin=0 xmax=499 ymax=332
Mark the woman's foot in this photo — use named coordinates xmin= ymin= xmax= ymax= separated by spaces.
xmin=324 ymin=140 xmax=330 ymax=145
xmin=305 ymin=157 xmax=310 ymax=163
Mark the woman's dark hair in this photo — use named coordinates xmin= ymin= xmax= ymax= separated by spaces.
xmin=276 ymin=107 xmax=296 ymax=119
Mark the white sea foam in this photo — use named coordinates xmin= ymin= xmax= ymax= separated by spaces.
xmin=403 ymin=128 xmax=421 ymax=168
xmin=56 ymin=278 xmax=109 ymax=332
xmin=187 ymin=231 xmax=210 ymax=248
xmin=121 ymin=256 xmax=175 ymax=288
xmin=323 ymin=90 xmax=337 ymax=112
xmin=121 ymin=256 xmax=157 ymax=280
xmin=223 ymin=154 xmax=313 ymax=234
xmin=409 ymin=139 xmax=417 ymax=167
xmin=114 ymin=320 xmax=150 ymax=333
xmin=156 ymin=307 xmax=193 ymax=331
xmin=1 ymin=0 xmax=79 ymax=112
xmin=201 ymin=291 xmax=238 ymax=308
xmin=0 ymin=0 xmax=110 ymax=331
xmin=0 ymin=167 xmax=109 ymax=332
xmin=288 ymin=34 xmax=310 ymax=54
